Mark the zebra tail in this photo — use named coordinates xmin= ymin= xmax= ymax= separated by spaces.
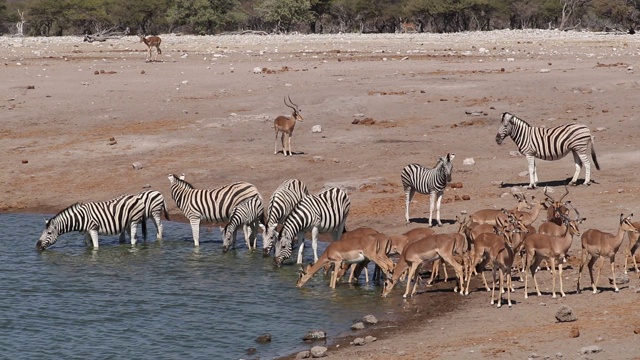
xmin=591 ymin=138 xmax=601 ymax=170
xmin=163 ymin=205 xmax=171 ymax=221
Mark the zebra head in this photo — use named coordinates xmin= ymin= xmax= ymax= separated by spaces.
xmin=37 ymin=218 xmax=60 ymax=250
xmin=262 ymin=225 xmax=278 ymax=257
xmin=273 ymin=234 xmax=293 ymax=267
xmin=221 ymin=224 xmax=234 ymax=253
xmin=441 ymin=153 xmax=455 ymax=183
xmin=496 ymin=112 xmax=515 ymax=145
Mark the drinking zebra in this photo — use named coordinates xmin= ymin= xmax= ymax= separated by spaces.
xmin=401 ymin=153 xmax=455 ymax=226
xmin=36 ymin=194 xmax=147 ymax=250
xmin=222 ymin=195 xmax=266 ymax=253
xmin=496 ymin=112 xmax=600 ymax=189
xmin=167 ymin=174 xmax=260 ymax=246
xmin=263 ymin=179 xmax=310 ymax=256
xmin=273 ymin=187 xmax=350 ymax=267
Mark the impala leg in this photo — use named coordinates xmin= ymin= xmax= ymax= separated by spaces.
xmin=531 ymin=257 xmax=543 ymax=297
xmin=491 ymin=266 xmax=497 ymax=305
xmin=587 ymin=255 xmax=599 ymax=294
xmin=558 ymin=260 xmax=566 ymax=297
xmin=410 ymin=264 xmax=422 ymax=297
xmin=627 ymin=237 xmax=640 ymax=273
xmin=478 ymin=258 xmax=491 ymax=292
xmin=506 ymin=268 xmax=513 ymax=307
xmin=287 ymin=133 xmax=293 ymax=156
xmin=610 ymin=255 xmax=619 ymax=293
xmin=404 ymin=263 xmax=418 ymax=298
xmin=524 ymin=253 xmax=530 ymax=299
xmin=404 ymin=188 xmax=415 ymax=223
xmin=594 ymin=256 xmax=606 ymax=293
xmin=274 ymin=129 xmax=279 ymax=154
xmin=550 ymin=257 xmax=557 ymax=298
xmin=427 ymin=259 xmax=439 ymax=285
xmin=577 ymin=249 xmax=587 ymax=293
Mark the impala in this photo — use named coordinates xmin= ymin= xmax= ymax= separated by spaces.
xmin=543 ymin=185 xmax=570 ymax=225
xmin=523 ymin=210 xmax=583 ymax=299
xmin=624 ymin=220 xmax=640 ymax=273
xmin=274 ymin=96 xmax=303 ymax=156
xmin=139 ymin=34 xmax=162 ymax=62
xmin=469 ymin=193 xmax=530 ymax=225
xmin=381 ymin=233 xmax=465 ymax=298
xmin=577 ymin=214 xmax=638 ymax=294
xmin=296 ymin=231 xmax=395 ymax=289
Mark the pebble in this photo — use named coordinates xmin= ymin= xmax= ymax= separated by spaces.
xmin=351 ymin=322 xmax=365 ymax=330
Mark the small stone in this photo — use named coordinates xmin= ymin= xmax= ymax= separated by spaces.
xmin=609 ymin=273 xmax=630 ymax=284
xmin=462 ymin=195 xmax=471 ymax=200
xmin=448 ymin=182 xmax=463 ymax=189
xmin=540 ymin=68 xmax=551 ymax=73
xmin=255 ymin=333 xmax=272 ymax=343
xmin=529 ymin=353 xmax=539 ymax=358
xmin=463 ymin=158 xmax=475 ymax=166
xmin=21 ymin=159 xmax=28 ymax=164
xmin=579 ymin=345 xmax=602 ymax=355
xmin=634 ymin=328 xmax=640 ymax=334
xmin=303 ymin=330 xmax=327 ymax=341
xmin=140 ymin=70 xmax=145 ymax=74
xmin=132 ymin=162 xmax=143 ymax=170
xmin=364 ymin=335 xmax=377 ymax=343
xmin=569 ymin=326 xmax=580 ymax=338
xmin=351 ymin=322 xmax=365 ymax=330
xmin=594 ymin=127 xmax=607 ymax=132
xmin=142 ymin=184 xmax=151 ymax=188
xmin=555 ymin=352 xmax=563 ymax=359
xmin=253 ymin=67 xmax=262 ymax=74
xmin=181 ymin=80 xmax=189 ymax=84
xmin=296 ymin=350 xmax=310 ymax=359
xmin=312 ymin=156 xmax=325 ymax=162
xmin=310 ymin=346 xmax=327 ymax=358
xmin=246 ymin=348 xmax=257 ymax=355
xmin=556 ymin=305 xmax=577 ymax=322
xmin=94 ymin=70 xmax=99 ymax=75
xmin=352 ymin=337 xmax=365 ymax=346
xmin=362 ymin=315 xmax=378 ymax=324
xmin=311 ymin=125 xmax=322 ymax=133
xmin=398 ymin=351 xmax=407 ymax=356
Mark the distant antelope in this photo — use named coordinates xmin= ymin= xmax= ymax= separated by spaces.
xmin=139 ymin=34 xmax=162 ymax=62
xmin=274 ymin=96 xmax=304 ymax=156
xmin=400 ymin=21 xmax=418 ymax=33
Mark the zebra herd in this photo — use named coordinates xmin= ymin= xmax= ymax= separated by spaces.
xmin=37 ymin=111 xmax=606 ymax=295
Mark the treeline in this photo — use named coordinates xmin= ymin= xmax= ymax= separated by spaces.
xmin=0 ymin=0 xmax=638 ymax=37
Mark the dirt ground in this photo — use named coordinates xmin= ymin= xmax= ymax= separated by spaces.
xmin=2 ymin=30 xmax=640 ymax=359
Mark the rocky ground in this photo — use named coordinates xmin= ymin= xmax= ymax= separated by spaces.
xmin=2 ymin=30 xmax=640 ymax=359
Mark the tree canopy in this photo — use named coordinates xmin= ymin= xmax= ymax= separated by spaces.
xmin=2 ymin=0 xmax=639 ymax=36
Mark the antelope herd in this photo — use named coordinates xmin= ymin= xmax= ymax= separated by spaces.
xmin=294 ymin=184 xmax=639 ymax=307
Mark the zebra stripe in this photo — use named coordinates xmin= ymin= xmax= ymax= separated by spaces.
xmin=263 ymin=179 xmax=309 ymax=256
xmin=222 ymin=195 xmax=266 ymax=253
xmin=274 ymin=187 xmax=350 ymax=266
xmin=496 ymin=112 xmax=600 ymax=188
xmin=36 ymin=194 xmax=147 ymax=250
xmin=401 ymin=153 xmax=455 ymax=226
xmin=168 ymin=174 xmax=260 ymax=246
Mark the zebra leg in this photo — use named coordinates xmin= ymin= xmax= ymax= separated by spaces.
xmin=190 ymin=218 xmax=201 ymax=246
xmin=130 ymin=221 xmax=138 ymax=245
xmin=574 ymin=151 xmax=592 ymax=185
xmin=296 ymin=239 xmax=306 ymax=264
xmin=243 ymin=224 xmax=252 ymax=249
xmin=404 ymin=188 xmax=415 ymax=223
xmin=153 ymin=212 xmax=163 ymax=240
xmin=526 ymin=155 xmax=537 ymax=188
xmin=311 ymin=226 xmax=320 ymax=263
xmin=88 ymin=229 xmax=99 ymax=248
xmin=434 ymin=191 xmax=444 ymax=226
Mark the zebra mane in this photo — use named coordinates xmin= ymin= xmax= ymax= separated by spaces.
xmin=173 ymin=176 xmax=194 ymax=189
xmin=47 ymin=202 xmax=83 ymax=226
xmin=507 ymin=112 xmax=531 ymax=127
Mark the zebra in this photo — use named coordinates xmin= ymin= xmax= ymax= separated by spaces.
xmin=496 ymin=112 xmax=600 ymax=189
xmin=401 ymin=153 xmax=455 ymax=226
xmin=222 ymin=195 xmax=266 ymax=253
xmin=262 ymin=179 xmax=310 ymax=256
xmin=138 ymin=189 xmax=170 ymax=240
xmin=167 ymin=174 xmax=260 ymax=246
xmin=36 ymin=194 xmax=147 ymax=250
xmin=273 ymin=187 xmax=350 ymax=267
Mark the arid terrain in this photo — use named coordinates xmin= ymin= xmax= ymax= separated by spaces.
xmin=2 ymin=30 xmax=640 ymax=359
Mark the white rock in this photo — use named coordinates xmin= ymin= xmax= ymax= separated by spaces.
xmin=540 ymin=68 xmax=551 ymax=73
xmin=253 ymin=67 xmax=262 ymax=74
xmin=463 ymin=158 xmax=475 ymax=166
xmin=311 ymin=125 xmax=322 ymax=133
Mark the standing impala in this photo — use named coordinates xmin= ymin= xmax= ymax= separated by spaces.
xmin=274 ymin=96 xmax=303 ymax=156
xmin=139 ymin=34 xmax=162 ymax=62
xmin=577 ymin=214 xmax=638 ymax=294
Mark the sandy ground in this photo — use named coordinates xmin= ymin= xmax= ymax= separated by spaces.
xmin=2 ymin=30 xmax=640 ymax=359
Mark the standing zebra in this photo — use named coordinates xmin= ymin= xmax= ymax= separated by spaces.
xmin=135 ymin=190 xmax=170 ymax=241
xmin=401 ymin=153 xmax=455 ymax=226
xmin=222 ymin=195 xmax=266 ymax=253
xmin=167 ymin=174 xmax=260 ymax=246
xmin=274 ymin=187 xmax=350 ymax=267
xmin=496 ymin=112 xmax=600 ymax=189
xmin=263 ymin=179 xmax=310 ymax=256
xmin=36 ymin=194 xmax=147 ymax=250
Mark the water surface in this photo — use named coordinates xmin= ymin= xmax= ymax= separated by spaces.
xmin=0 ymin=213 xmax=393 ymax=359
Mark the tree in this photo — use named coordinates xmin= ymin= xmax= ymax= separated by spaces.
xmin=256 ymin=0 xmax=312 ymax=33
xmin=559 ymin=0 xmax=587 ymax=29
xmin=167 ymin=0 xmax=244 ymax=34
